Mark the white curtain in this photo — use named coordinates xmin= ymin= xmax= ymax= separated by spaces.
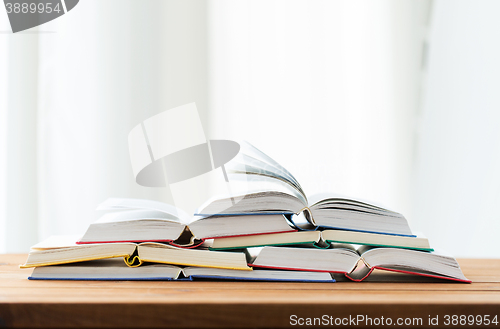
xmin=0 ymin=0 xmax=210 ymax=252
xmin=0 ymin=7 xmax=9 ymax=252
xmin=1 ymin=0 xmax=499 ymax=257
xmin=412 ymin=0 xmax=500 ymax=257
xmin=208 ymin=1 xmax=428 ymax=227
xmin=1 ymin=14 xmax=39 ymax=253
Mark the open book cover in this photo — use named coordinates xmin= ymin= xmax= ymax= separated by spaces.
xmin=248 ymin=245 xmax=470 ymax=283
xmin=28 ymin=258 xmax=335 ymax=282
xmin=196 ymin=142 xmax=414 ymax=237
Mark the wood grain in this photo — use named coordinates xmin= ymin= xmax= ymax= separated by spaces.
xmin=0 ymin=254 xmax=499 ymax=328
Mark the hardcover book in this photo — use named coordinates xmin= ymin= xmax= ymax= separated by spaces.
xmin=28 ymin=258 xmax=335 ymax=282
xmin=210 ymin=230 xmax=432 ymax=251
xmin=21 ymin=235 xmax=251 ymax=270
xmin=197 ymin=142 xmax=413 ymax=237
xmin=77 ymin=198 xmax=295 ymax=246
xmin=249 ymin=245 xmax=470 ymax=282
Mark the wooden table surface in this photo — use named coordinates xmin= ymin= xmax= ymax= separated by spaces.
xmin=0 ymin=254 xmax=499 ymax=328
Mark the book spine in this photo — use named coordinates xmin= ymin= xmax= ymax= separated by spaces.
xmin=124 ymin=249 xmax=143 ymax=267
xmin=344 ymin=267 xmax=375 ymax=282
xmin=168 ymin=239 xmax=205 ymax=249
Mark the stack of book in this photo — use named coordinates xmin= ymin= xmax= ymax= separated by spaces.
xmin=22 ymin=144 xmax=470 ymax=283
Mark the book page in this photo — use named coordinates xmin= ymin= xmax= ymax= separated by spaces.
xmin=230 ymin=155 xmax=304 ymax=196
xmin=95 ymin=209 xmax=183 ymax=224
xmin=97 ymin=198 xmax=191 ymax=224
xmin=194 ymin=142 xmax=308 ymax=215
xmin=196 ymin=189 xmax=305 ymax=216
xmin=359 ymin=247 xmax=469 ymax=282
xmin=228 ymin=141 xmax=307 ymax=202
xmin=308 ymin=192 xmax=397 ymax=211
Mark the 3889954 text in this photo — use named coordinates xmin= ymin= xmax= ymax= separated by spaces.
xmin=442 ymin=314 xmax=498 ymax=326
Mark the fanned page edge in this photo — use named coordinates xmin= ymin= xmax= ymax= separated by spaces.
xmin=237 ymin=141 xmax=306 ymax=198
xmin=193 ymin=141 xmax=318 ymax=216
xmin=229 ymin=161 xmax=305 ymax=201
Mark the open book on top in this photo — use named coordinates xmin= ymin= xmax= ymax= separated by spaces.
xmin=76 ymin=198 xmax=295 ymax=246
xmin=249 ymin=244 xmax=470 ymax=283
xmin=196 ymin=142 xmax=414 ymax=237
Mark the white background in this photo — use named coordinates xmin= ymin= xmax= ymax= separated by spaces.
xmin=0 ymin=0 xmax=499 ymax=257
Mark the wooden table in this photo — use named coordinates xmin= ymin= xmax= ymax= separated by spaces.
xmin=0 ymin=254 xmax=499 ymax=328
